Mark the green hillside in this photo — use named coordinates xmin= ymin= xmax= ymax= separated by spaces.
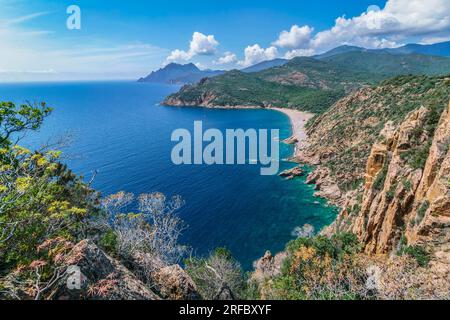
xmin=164 ymin=52 xmax=450 ymax=114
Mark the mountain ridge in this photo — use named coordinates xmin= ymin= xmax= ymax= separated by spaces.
xmin=138 ymin=62 xmax=224 ymax=85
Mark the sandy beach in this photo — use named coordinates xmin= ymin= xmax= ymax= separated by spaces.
xmin=271 ymin=107 xmax=315 ymax=155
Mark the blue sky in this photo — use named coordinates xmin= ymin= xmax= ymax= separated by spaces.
xmin=1 ymin=0 xmax=449 ymax=81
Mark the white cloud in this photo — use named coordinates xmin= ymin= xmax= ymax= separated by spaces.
xmin=310 ymin=0 xmax=450 ymax=51
xmin=273 ymin=25 xmax=313 ymax=49
xmin=420 ymin=35 xmax=450 ymax=45
xmin=284 ymin=49 xmax=315 ymax=59
xmin=238 ymin=44 xmax=278 ymax=67
xmin=166 ymin=49 xmax=192 ymax=62
xmin=166 ymin=32 xmax=219 ymax=63
xmin=214 ymin=51 xmax=238 ymax=65
xmin=190 ymin=32 xmax=219 ymax=55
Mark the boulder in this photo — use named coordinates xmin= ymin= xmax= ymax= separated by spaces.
xmin=53 ymin=240 xmax=159 ymax=300
xmin=153 ymin=265 xmax=201 ymax=300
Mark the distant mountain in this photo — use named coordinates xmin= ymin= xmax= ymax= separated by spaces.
xmin=241 ymin=58 xmax=288 ymax=73
xmin=316 ymin=41 xmax=450 ymax=59
xmin=314 ymin=45 xmax=364 ymax=59
xmin=386 ymin=41 xmax=450 ymax=57
xmin=138 ymin=63 xmax=224 ymax=84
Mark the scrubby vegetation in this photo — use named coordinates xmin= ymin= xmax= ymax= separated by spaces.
xmin=258 ymin=233 xmax=370 ymax=300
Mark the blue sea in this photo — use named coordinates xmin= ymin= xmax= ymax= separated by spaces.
xmin=0 ymin=81 xmax=337 ymax=270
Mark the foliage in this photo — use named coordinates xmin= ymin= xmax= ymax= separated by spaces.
xmin=401 ymin=178 xmax=412 ymax=192
xmin=321 ymin=51 xmax=450 ymax=80
xmin=0 ymin=101 xmax=103 ymax=299
xmin=0 ymin=141 xmax=100 ymax=272
xmin=0 ymin=101 xmax=52 ymax=147
xmin=401 ymin=141 xmax=432 ymax=170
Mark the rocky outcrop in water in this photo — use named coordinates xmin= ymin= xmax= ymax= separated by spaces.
xmin=279 ymin=166 xmax=304 ymax=180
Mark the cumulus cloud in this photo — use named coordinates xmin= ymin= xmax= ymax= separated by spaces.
xmin=214 ymin=51 xmax=238 ymax=65
xmin=166 ymin=32 xmax=219 ymax=63
xmin=190 ymin=32 xmax=219 ymax=55
xmin=284 ymin=49 xmax=315 ymax=59
xmin=310 ymin=0 xmax=450 ymax=51
xmin=269 ymin=0 xmax=450 ymax=57
xmin=238 ymin=44 xmax=278 ymax=67
xmin=166 ymin=49 xmax=192 ymax=62
xmin=273 ymin=25 xmax=313 ymax=49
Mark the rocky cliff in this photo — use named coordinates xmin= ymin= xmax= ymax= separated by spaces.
xmin=297 ymin=75 xmax=449 ymax=268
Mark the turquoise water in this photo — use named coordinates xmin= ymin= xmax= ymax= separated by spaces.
xmin=0 ymin=81 xmax=337 ymax=270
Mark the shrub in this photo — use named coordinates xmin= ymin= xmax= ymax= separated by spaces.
xmin=185 ymin=248 xmax=246 ymax=300
xmin=416 ymin=200 xmax=430 ymax=224
xmin=373 ymin=163 xmax=388 ymax=191
xmin=401 ymin=178 xmax=412 ymax=192
xmin=399 ymin=246 xmax=430 ymax=267
xmin=402 ymin=142 xmax=432 ymax=170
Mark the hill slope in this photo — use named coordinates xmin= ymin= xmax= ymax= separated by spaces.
xmin=164 ymin=52 xmax=450 ymax=113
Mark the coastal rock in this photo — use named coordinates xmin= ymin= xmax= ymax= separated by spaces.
xmin=164 ymin=90 xmax=219 ymax=107
xmin=314 ymin=184 xmax=342 ymax=201
xmin=283 ymin=136 xmax=299 ymax=145
xmin=304 ymin=166 xmax=343 ymax=205
xmin=279 ymin=166 xmax=304 ymax=179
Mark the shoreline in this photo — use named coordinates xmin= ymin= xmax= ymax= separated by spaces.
xmin=270 ymin=107 xmax=314 ymax=156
